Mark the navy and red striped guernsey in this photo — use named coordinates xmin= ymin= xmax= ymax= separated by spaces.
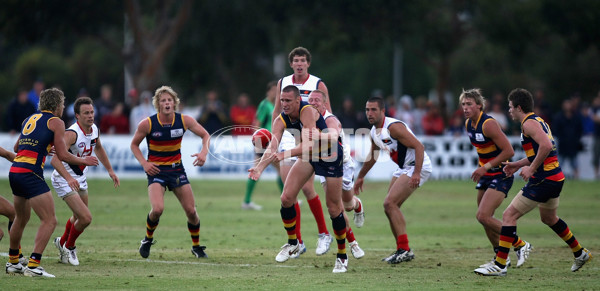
xmin=10 ymin=111 xmax=57 ymax=175
xmin=466 ymin=111 xmax=507 ymax=176
xmin=145 ymin=113 xmax=187 ymax=166
xmin=520 ymin=113 xmax=565 ymax=182
xmin=278 ymin=101 xmax=342 ymax=154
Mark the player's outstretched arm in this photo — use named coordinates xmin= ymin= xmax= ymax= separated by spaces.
xmin=354 ymin=139 xmax=379 ymax=195
xmin=184 ymin=115 xmax=210 ymax=167
xmin=249 ymin=119 xmax=284 ymax=180
xmin=0 ymin=146 xmax=16 ymax=162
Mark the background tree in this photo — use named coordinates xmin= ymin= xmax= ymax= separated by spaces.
xmin=124 ymin=0 xmax=192 ymax=92
xmin=1 ymin=0 xmax=600 ymax=131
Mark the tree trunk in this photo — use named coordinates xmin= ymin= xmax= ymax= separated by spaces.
xmin=123 ymin=0 xmax=192 ymax=92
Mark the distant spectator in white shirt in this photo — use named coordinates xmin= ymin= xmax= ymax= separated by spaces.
xmin=129 ymin=90 xmax=156 ymax=133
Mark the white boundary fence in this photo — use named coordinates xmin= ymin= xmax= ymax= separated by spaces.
xmin=0 ymin=133 xmax=594 ymax=181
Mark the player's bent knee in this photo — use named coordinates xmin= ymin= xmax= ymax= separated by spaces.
xmin=184 ymin=208 xmax=197 ymax=219
xmin=280 ymin=194 xmax=296 ymax=208
xmin=44 ymin=216 xmax=58 ymax=229
xmin=327 ymin=207 xmax=343 ymax=218
xmin=383 ymin=200 xmax=396 ymax=214
xmin=80 ymin=214 xmax=92 ymax=227
xmin=540 ymin=214 xmax=558 ymax=226
xmin=476 ymin=213 xmax=495 ymax=226
xmin=150 ymin=207 xmax=164 ymax=217
xmin=343 ymin=200 xmax=354 ymax=211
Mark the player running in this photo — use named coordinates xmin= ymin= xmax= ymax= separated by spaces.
xmin=50 ymin=96 xmax=120 ymax=266
xmin=460 ymin=88 xmax=532 ymax=269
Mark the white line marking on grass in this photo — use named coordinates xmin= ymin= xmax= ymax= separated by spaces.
xmin=1 ymin=252 xmax=312 ymax=269
xmin=1 ymin=252 xmax=60 ymax=260
xmin=112 ymin=258 xmax=309 ymax=268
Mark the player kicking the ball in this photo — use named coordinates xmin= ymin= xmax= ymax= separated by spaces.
xmin=51 ymin=96 xmax=120 ymax=266
xmin=249 ymin=85 xmax=349 ymax=273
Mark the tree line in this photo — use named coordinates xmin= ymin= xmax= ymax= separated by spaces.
xmin=1 ymin=0 xmax=599 ymax=121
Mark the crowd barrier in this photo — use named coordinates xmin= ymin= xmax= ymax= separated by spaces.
xmin=0 ymin=133 xmax=594 ymax=181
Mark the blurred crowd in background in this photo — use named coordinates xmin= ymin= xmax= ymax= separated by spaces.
xmin=4 ymin=80 xmax=600 ymax=180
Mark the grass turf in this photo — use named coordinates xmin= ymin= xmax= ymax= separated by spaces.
xmin=0 ymin=178 xmax=598 ymax=290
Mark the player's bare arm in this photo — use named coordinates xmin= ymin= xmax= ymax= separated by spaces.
xmin=354 ymin=139 xmax=379 ymax=195
xmin=95 ymin=136 xmax=120 ymax=188
xmin=50 ymin=118 xmax=98 ymax=167
xmin=472 ymin=119 xmax=514 ymax=182
xmin=323 ymin=115 xmax=342 ymax=141
xmin=0 ymin=146 xmax=16 ymax=162
xmin=389 ymin=122 xmax=424 ymax=189
xmin=502 ymin=158 xmax=530 ymax=177
xmin=130 ymin=118 xmax=159 ymax=176
xmin=51 ymin=130 xmax=80 ymax=191
xmin=483 ymin=119 xmax=514 ymax=165
xmin=249 ymin=117 xmax=284 ymax=180
xmin=184 ymin=115 xmax=210 ymax=167
xmin=285 ymin=106 xmax=322 ymax=159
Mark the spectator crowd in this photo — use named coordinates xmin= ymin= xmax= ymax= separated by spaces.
xmin=3 ymin=81 xmax=600 ymax=179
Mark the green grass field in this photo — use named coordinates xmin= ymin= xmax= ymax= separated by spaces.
xmin=0 ymin=178 xmax=598 ymax=290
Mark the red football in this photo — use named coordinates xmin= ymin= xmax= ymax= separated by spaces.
xmin=252 ymin=128 xmax=272 ymax=149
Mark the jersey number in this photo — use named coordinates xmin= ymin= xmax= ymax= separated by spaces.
xmin=22 ymin=114 xmax=42 ymax=135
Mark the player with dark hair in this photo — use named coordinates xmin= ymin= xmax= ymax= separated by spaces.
xmin=475 ymin=88 xmax=592 ymax=276
xmin=6 ymin=88 xmax=98 ymax=277
xmin=249 ymin=85 xmax=349 ymax=273
xmin=51 ymin=96 xmax=120 ymax=266
xmin=354 ymin=96 xmax=433 ymax=264
xmin=270 ymin=47 xmax=334 ymax=257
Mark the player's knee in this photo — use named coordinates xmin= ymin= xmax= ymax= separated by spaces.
xmin=150 ymin=207 xmax=164 ymax=217
xmin=184 ymin=208 xmax=197 ymax=220
xmin=280 ymin=195 xmax=295 ymax=207
xmin=80 ymin=214 xmax=92 ymax=227
xmin=327 ymin=207 xmax=343 ymax=218
xmin=343 ymin=199 xmax=355 ymax=211
xmin=540 ymin=215 xmax=557 ymax=226
xmin=302 ymin=189 xmax=317 ymax=200
xmin=476 ymin=212 xmax=492 ymax=226
xmin=44 ymin=215 xmax=58 ymax=229
xmin=501 ymin=208 xmax=519 ymax=225
xmin=383 ymin=200 xmax=395 ymax=214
